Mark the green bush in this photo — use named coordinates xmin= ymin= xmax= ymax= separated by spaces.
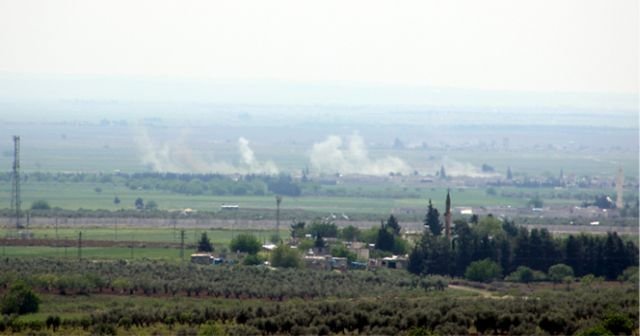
xmin=464 ymin=259 xmax=502 ymax=283
xmin=45 ymin=315 xmax=61 ymax=331
xmin=575 ymin=324 xmax=614 ymax=336
xmin=602 ymin=312 xmax=635 ymax=335
xmin=31 ymin=200 xmax=51 ymax=210
xmin=1 ymin=281 xmax=41 ymax=315
xmin=270 ymin=244 xmax=302 ymax=268
xmin=506 ymin=266 xmax=534 ymax=283
xmin=330 ymin=244 xmax=357 ymax=262
xmin=243 ymin=254 xmax=265 ymax=266
xmin=230 ymin=234 xmax=261 ymax=255
xmin=505 ymin=266 xmax=547 ymax=283
xmin=617 ymin=266 xmax=639 ymax=283
xmin=548 ymin=264 xmax=574 ymax=283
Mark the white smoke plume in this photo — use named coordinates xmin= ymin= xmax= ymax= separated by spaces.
xmin=237 ymin=137 xmax=279 ymax=174
xmin=310 ymin=134 xmax=412 ymax=175
xmin=133 ymin=126 xmax=187 ymax=172
xmin=133 ymin=126 xmax=277 ymax=174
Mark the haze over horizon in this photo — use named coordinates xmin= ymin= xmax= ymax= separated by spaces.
xmin=0 ymin=0 xmax=638 ymax=112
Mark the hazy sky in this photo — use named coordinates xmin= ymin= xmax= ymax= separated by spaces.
xmin=0 ymin=0 xmax=638 ymax=94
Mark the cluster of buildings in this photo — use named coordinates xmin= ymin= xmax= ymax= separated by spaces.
xmin=190 ymin=241 xmax=410 ymax=271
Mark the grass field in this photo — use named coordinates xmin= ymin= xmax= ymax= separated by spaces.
xmin=0 ymin=180 xmax=628 ymax=216
xmin=0 ymin=245 xmax=184 ymax=261
xmin=0 ymin=227 xmax=283 ymax=261
xmin=0 ymin=227 xmax=282 ymax=245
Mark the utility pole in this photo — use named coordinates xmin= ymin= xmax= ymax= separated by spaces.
xmin=180 ymin=230 xmax=185 ymax=261
xmin=276 ymin=195 xmax=282 ymax=242
xmin=78 ymin=231 xmax=82 ymax=260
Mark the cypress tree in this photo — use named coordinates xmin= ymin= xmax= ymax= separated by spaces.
xmin=424 ymin=200 xmax=442 ymax=236
xmin=197 ymin=232 xmax=213 ymax=252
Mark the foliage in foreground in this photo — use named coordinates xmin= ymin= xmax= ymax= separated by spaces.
xmin=0 ymin=285 xmax=636 ymax=335
xmin=0 ymin=258 xmax=444 ymax=300
xmin=0 ymin=282 xmax=40 ymax=315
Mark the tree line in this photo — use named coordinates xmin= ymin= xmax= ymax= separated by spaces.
xmin=408 ymin=208 xmax=638 ymax=280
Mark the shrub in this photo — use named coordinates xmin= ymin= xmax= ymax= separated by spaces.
xmin=464 ymin=259 xmax=502 ymax=283
xmin=330 ymin=244 xmax=357 ymax=262
xmin=548 ymin=264 xmax=574 ymax=284
xmin=198 ymin=321 xmax=225 ymax=336
xmin=31 ymin=200 xmax=51 ymax=210
xmin=243 ymin=254 xmax=265 ymax=266
xmin=617 ymin=266 xmax=639 ymax=283
xmin=602 ymin=312 xmax=634 ymax=335
xmin=539 ymin=313 xmax=572 ymax=335
xmin=575 ymin=324 xmax=614 ymax=336
xmin=230 ymin=234 xmax=261 ymax=255
xmin=92 ymin=323 xmax=117 ymax=335
xmin=45 ymin=315 xmax=61 ymax=331
xmin=1 ymin=281 xmax=41 ymax=315
xmin=145 ymin=200 xmax=158 ymax=210
xmin=270 ymin=244 xmax=302 ymax=268
xmin=506 ymin=266 xmax=534 ymax=283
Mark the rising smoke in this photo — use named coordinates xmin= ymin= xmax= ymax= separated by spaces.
xmin=133 ymin=126 xmax=278 ymax=174
xmin=309 ymin=134 xmax=412 ymax=175
xmin=134 ymin=126 xmax=494 ymax=177
xmin=237 ymin=137 xmax=278 ymax=174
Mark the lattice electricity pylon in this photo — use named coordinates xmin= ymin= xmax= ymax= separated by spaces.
xmin=10 ymin=135 xmax=22 ymax=229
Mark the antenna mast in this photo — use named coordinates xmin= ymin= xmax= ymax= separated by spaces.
xmin=616 ymin=167 xmax=624 ymax=209
xmin=10 ymin=136 xmax=21 ymax=229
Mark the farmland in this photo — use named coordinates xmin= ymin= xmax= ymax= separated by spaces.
xmin=1 ymin=2 xmax=639 ymax=333
xmin=0 ymin=258 xmax=637 ymax=335
xmin=1 ymin=103 xmax=638 ymax=335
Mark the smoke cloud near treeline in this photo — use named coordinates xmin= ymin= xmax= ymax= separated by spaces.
xmin=133 ymin=127 xmax=496 ymax=178
xmin=237 ymin=137 xmax=279 ymax=174
xmin=132 ymin=127 xmax=278 ymax=174
xmin=309 ymin=134 xmax=412 ymax=175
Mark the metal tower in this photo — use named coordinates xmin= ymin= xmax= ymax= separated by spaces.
xmin=275 ymin=195 xmax=282 ymax=241
xmin=616 ymin=167 xmax=624 ymax=209
xmin=10 ymin=136 xmax=22 ymax=229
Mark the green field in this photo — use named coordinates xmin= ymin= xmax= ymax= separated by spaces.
xmin=0 ymin=227 xmax=282 ymax=245
xmin=0 ymin=227 xmax=284 ymax=262
xmin=0 ymin=246 xmax=183 ymax=261
xmin=0 ymin=225 xmax=286 ymax=263
xmin=1 ymin=180 xmax=627 ymax=216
